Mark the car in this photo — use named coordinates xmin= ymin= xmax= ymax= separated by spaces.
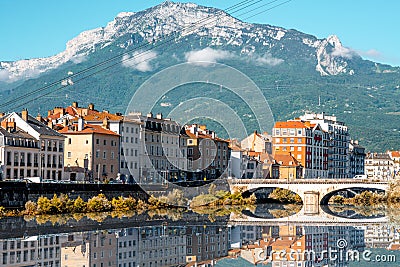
xmin=354 ymin=175 xmax=367 ymax=179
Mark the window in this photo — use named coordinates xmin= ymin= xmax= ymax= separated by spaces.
xmin=85 ymin=140 xmax=89 ymax=144
xmin=103 ymin=140 xmax=107 ymax=145
xmin=298 ymin=138 xmax=302 ymax=143
xmin=103 ymin=151 xmax=107 ymax=159
xmin=68 ymin=138 xmax=71 ymax=144
xmin=96 ymin=150 xmax=100 ymax=158
xmin=67 ymin=152 xmax=71 ymax=158
xmin=111 ymin=152 xmax=114 ymax=159
xmin=111 ymin=165 xmax=114 ymax=173
xmin=96 ymin=139 xmax=99 ymax=144
xmin=275 ymin=138 xmax=280 ymax=143
xmin=298 ymin=147 xmax=302 ymax=151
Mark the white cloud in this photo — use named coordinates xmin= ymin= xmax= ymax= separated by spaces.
xmin=0 ymin=69 xmax=11 ymax=82
xmin=185 ymin=47 xmax=233 ymax=66
xmin=71 ymin=54 xmax=87 ymax=64
xmin=253 ymin=53 xmax=284 ymax=66
xmin=331 ymin=46 xmax=356 ymax=59
xmin=122 ymin=50 xmax=157 ymax=72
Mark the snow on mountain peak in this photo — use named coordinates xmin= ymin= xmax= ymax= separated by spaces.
xmin=0 ymin=2 xmax=362 ymax=83
xmin=315 ymin=34 xmax=356 ymax=76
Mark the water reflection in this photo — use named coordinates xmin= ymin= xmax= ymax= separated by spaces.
xmin=0 ymin=204 xmax=399 ymax=267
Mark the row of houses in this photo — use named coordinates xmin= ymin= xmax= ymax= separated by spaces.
xmin=0 ymin=103 xmax=398 ymax=182
xmin=0 ymin=102 xmax=230 ymax=183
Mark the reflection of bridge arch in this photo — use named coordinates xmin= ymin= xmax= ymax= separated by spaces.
xmin=229 ymin=206 xmax=389 ymax=226
xmin=228 ymin=178 xmax=389 ymax=214
xmin=320 ymin=187 xmax=386 ymax=205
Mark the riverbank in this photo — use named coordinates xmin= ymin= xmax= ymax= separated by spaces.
xmin=0 ymin=187 xmax=257 ymax=218
xmin=330 ymin=180 xmax=400 ymax=206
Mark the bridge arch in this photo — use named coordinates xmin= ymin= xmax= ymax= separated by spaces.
xmin=227 ymin=178 xmax=389 ymax=211
xmin=319 ymin=186 xmax=386 ymax=205
xmin=242 ymin=186 xmax=302 ymax=203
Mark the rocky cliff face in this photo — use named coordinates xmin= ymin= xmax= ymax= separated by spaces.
xmin=0 ymin=2 xmax=372 ymax=83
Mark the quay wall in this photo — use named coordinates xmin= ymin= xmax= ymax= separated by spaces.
xmin=0 ymin=182 xmax=148 ymax=208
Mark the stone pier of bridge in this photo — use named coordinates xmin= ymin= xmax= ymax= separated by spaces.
xmin=227 ymin=178 xmax=389 ymax=215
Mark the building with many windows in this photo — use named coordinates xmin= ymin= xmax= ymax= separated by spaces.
xmin=0 ymin=110 xmax=65 ymax=180
xmin=272 ymin=120 xmax=328 ymax=178
xmin=299 ymin=113 xmax=350 ymax=178
xmin=365 ymin=152 xmax=394 ymax=180
xmin=348 ymin=140 xmax=366 ymax=178
xmin=185 ymin=124 xmax=230 ymax=181
xmin=59 ymin=118 xmax=120 ymax=182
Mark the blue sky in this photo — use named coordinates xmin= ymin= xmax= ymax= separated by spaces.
xmin=0 ymin=0 xmax=399 ymax=66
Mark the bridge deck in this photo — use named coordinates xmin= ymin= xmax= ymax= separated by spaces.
xmin=228 ymin=178 xmax=388 ymax=185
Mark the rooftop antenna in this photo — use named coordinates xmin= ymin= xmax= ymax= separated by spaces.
xmin=318 ymin=95 xmax=321 ymax=107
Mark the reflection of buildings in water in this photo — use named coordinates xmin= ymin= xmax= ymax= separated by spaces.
xmin=0 ymin=224 xmax=231 ymax=267
xmin=358 ymin=225 xmax=400 ymax=249
xmin=61 ymin=231 xmax=117 ymax=267
xmin=137 ymin=226 xmax=187 ymax=266
xmin=185 ymin=226 xmax=230 ymax=264
xmin=0 ymin=235 xmax=61 ymax=267
xmin=229 ymin=225 xmax=263 ymax=248
xmin=234 ymin=225 xmax=365 ymax=267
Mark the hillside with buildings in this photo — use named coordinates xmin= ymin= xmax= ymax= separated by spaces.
xmin=0 ymin=102 xmax=398 ymax=182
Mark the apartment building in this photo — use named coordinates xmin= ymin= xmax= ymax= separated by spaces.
xmin=59 ymin=118 xmax=120 ymax=182
xmin=0 ymin=110 xmax=65 ymax=180
xmin=348 ymin=140 xmax=366 ymax=177
xmin=125 ymin=112 xmax=187 ymax=184
xmin=299 ymin=113 xmax=350 ymax=178
xmin=365 ymin=152 xmax=394 ymax=180
xmin=185 ymin=124 xmax=230 ymax=181
xmin=272 ymin=120 xmax=328 ymax=178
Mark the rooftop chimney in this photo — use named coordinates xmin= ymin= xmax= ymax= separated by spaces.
xmin=21 ymin=109 xmax=28 ymax=122
xmin=147 ymin=112 xmax=153 ymax=118
xmin=72 ymin=101 xmax=78 ymax=108
xmin=88 ymin=103 xmax=94 ymax=110
xmin=78 ymin=117 xmax=84 ymax=132
xmin=36 ymin=114 xmax=42 ymax=122
xmin=102 ymin=117 xmax=109 ymax=129
xmin=156 ymin=113 xmax=163 ymax=120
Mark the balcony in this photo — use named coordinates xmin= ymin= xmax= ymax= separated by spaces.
xmin=20 ymin=162 xmax=25 ymax=167
xmin=14 ymin=162 xmax=19 ymax=166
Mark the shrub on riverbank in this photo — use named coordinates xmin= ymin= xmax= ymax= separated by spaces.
xmin=268 ymin=188 xmax=302 ymax=204
xmin=190 ymin=190 xmax=256 ymax=208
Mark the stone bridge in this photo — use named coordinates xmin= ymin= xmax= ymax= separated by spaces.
xmin=227 ymin=178 xmax=388 ymax=215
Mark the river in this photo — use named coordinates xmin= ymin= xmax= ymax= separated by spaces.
xmin=0 ymin=204 xmax=399 ymax=267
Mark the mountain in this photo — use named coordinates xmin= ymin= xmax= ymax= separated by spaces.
xmin=0 ymin=1 xmax=399 ymax=151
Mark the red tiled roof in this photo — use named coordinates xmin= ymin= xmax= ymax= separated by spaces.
xmin=84 ymin=112 xmax=123 ymax=121
xmin=391 ymin=151 xmax=400 ymax=157
xmin=274 ymin=121 xmax=308 ymax=129
xmin=58 ymin=124 xmax=119 ymax=136
xmin=274 ymin=152 xmax=300 ymax=166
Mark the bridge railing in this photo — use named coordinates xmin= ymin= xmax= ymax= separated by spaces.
xmin=227 ymin=178 xmax=389 ymax=185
